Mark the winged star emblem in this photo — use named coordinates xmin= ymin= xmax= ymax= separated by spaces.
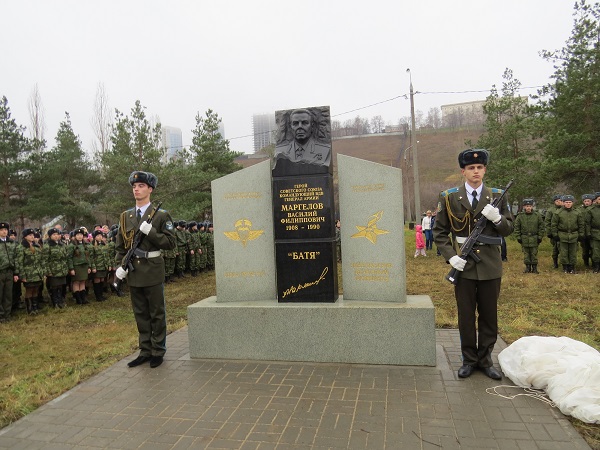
xmin=351 ymin=210 xmax=389 ymax=244
xmin=224 ymin=219 xmax=264 ymax=247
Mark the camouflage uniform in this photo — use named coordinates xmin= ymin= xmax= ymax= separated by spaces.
xmin=551 ymin=196 xmax=584 ymax=273
xmin=15 ymin=238 xmax=44 ymax=314
xmin=585 ymin=193 xmax=600 ymax=273
xmin=42 ymin=230 xmax=69 ymax=308
xmin=206 ymin=225 xmax=215 ymax=269
xmin=197 ymin=226 xmax=208 ymax=271
xmin=545 ymin=195 xmax=563 ymax=268
xmin=174 ymin=222 xmax=190 ymax=277
xmin=0 ymin=223 xmax=18 ymax=321
xmin=163 ymin=245 xmax=177 ymax=282
xmin=91 ymin=233 xmax=112 ymax=301
xmin=513 ymin=199 xmax=544 ymax=273
xmin=187 ymin=223 xmax=201 ymax=276
xmin=579 ymin=194 xmax=595 ymax=266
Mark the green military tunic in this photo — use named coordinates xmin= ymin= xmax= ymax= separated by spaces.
xmin=0 ymin=238 xmax=18 ymax=320
xmin=16 ymin=242 xmax=44 ymax=287
xmin=585 ymin=204 xmax=600 ymax=268
xmin=433 ymin=184 xmax=514 ymax=369
xmin=115 ymin=203 xmax=176 ymax=357
xmin=513 ymin=210 xmax=545 ymax=265
xmin=551 ymin=206 xmax=584 ymax=266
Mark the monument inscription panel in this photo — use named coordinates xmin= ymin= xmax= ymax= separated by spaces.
xmin=272 ymin=106 xmax=338 ymax=302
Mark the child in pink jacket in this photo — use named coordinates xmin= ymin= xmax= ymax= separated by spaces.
xmin=414 ymin=224 xmax=426 ymax=257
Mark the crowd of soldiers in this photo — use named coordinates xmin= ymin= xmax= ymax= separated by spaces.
xmin=513 ymin=192 xmax=600 ymax=274
xmin=0 ymin=220 xmax=215 ymax=322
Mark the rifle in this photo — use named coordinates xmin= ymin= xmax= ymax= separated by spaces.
xmin=112 ymin=201 xmax=162 ymax=296
xmin=446 ymin=180 xmax=514 ymax=285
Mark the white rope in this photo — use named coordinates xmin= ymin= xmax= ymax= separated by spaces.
xmin=486 ymin=385 xmax=556 ymax=407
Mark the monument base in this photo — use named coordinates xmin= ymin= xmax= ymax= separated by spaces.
xmin=187 ymin=295 xmax=435 ymax=366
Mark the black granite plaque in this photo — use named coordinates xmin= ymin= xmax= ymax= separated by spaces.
xmin=272 ymin=105 xmax=338 ymax=303
xmin=275 ymin=241 xmax=338 ymax=302
xmin=273 ymin=176 xmax=334 ymax=240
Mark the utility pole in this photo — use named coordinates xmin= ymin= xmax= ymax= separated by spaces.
xmin=407 ymin=68 xmax=421 ymax=222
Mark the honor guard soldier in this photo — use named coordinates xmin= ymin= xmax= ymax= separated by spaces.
xmin=0 ymin=222 xmax=19 ymax=322
xmin=433 ymin=149 xmax=514 ymax=380
xmin=513 ymin=199 xmax=545 ymax=273
xmin=115 ymin=171 xmax=176 ymax=368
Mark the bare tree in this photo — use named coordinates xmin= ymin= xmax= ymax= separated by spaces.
xmin=28 ymin=83 xmax=46 ymax=149
xmin=91 ymin=82 xmax=112 ymax=156
xmin=425 ymin=107 xmax=441 ymax=129
xmin=370 ymin=115 xmax=385 ymax=133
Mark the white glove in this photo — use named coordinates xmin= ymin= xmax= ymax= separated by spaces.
xmin=139 ymin=221 xmax=152 ymax=235
xmin=449 ymin=255 xmax=467 ymax=271
xmin=481 ymin=204 xmax=501 ymax=223
xmin=116 ymin=267 xmax=128 ymax=280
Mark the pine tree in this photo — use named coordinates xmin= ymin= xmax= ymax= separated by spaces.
xmin=535 ymin=0 xmax=600 ymax=195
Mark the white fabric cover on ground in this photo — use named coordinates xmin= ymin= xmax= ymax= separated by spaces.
xmin=498 ymin=336 xmax=600 ymax=424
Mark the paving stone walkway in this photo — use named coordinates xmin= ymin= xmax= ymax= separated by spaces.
xmin=0 ymin=328 xmax=591 ymax=449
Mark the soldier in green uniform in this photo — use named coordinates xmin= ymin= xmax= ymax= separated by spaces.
xmin=513 ymin=199 xmax=545 ymax=273
xmin=163 ymin=240 xmax=177 ymax=283
xmin=545 ymin=194 xmax=563 ymax=268
xmin=187 ymin=222 xmax=201 ymax=276
xmin=15 ymin=228 xmax=45 ymax=315
xmin=115 ymin=171 xmax=176 ymax=369
xmin=433 ymin=149 xmax=514 ymax=380
xmin=0 ymin=222 xmax=19 ymax=322
xmin=551 ymin=195 xmax=585 ymax=274
xmin=585 ymin=192 xmax=600 ymax=273
xmin=174 ymin=221 xmax=190 ymax=278
xmin=42 ymin=227 xmax=69 ymax=309
xmin=197 ymin=223 xmax=208 ymax=272
xmin=579 ymin=194 xmax=595 ymax=267
xmin=206 ymin=223 xmax=215 ymax=270
xmin=91 ymin=230 xmax=112 ymax=301
xmin=68 ymin=228 xmax=93 ymax=305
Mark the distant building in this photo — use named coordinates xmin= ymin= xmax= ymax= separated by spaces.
xmin=252 ymin=113 xmax=276 ymax=153
xmin=161 ymin=126 xmax=182 ymax=163
xmin=441 ymin=100 xmax=486 ymax=128
xmin=441 ymin=97 xmax=528 ymax=128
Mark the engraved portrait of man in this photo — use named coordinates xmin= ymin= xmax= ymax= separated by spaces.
xmin=274 ymin=107 xmax=331 ymax=167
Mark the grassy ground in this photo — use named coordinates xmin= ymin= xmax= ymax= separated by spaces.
xmin=0 ymin=235 xmax=598 ymax=447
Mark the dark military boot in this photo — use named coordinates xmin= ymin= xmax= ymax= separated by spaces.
xmin=553 ymin=257 xmax=559 ymax=269
xmin=31 ymin=298 xmax=39 ymax=315
xmin=562 ymin=265 xmax=569 ymax=273
xmin=169 ymin=274 xmax=177 ymax=282
xmin=531 ymin=265 xmax=539 ymax=274
xmin=593 ymin=262 xmax=600 ymax=273
xmin=523 ymin=264 xmax=531 ymax=273
xmin=583 ymin=257 xmax=590 ymax=267
xmin=73 ymin=291 xmax=81 ymax=305
xmin=93 ymin=283 xmax=105 ymax=302
xmin=80 ymin=290 xmax=89 ymax=305
xmin=25 ymin=298 xmax=34 ymax=315
xmin=569 ymin=265 xmax=576 ymax=274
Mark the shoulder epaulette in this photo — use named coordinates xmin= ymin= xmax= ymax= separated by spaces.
xmin=491 ymin=188 xmax=504 ymax=194
xmin=441 ymin=187 xmax=459 ymax=197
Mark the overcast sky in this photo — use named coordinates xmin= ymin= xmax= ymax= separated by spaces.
xmin=3 ymin=0 xmax=576 ymax=155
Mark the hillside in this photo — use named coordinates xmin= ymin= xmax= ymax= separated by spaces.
xmin=235 ymin=127 xmax=484 ymax=220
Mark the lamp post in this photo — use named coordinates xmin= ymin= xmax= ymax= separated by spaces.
xmin=406 ymin=68 xmax=421 ymax=222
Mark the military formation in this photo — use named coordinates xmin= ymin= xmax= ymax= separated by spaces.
xmin=514 ymin=192 xmax=600 ymax=274
xmin=0 ymin=219 xmax=215 ymax=323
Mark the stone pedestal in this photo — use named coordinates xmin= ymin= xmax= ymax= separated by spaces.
xmin=188 ymin=295 xmax=435 ymax=365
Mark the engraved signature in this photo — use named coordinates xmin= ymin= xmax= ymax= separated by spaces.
xmin=281 ymin=267 xmax=329 ymax=298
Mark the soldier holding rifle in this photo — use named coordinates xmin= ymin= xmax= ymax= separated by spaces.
xmin=433 ymin=149 xmax=514 ymax=380
xmin=115 ymin=171 xmax=176 ymax=369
